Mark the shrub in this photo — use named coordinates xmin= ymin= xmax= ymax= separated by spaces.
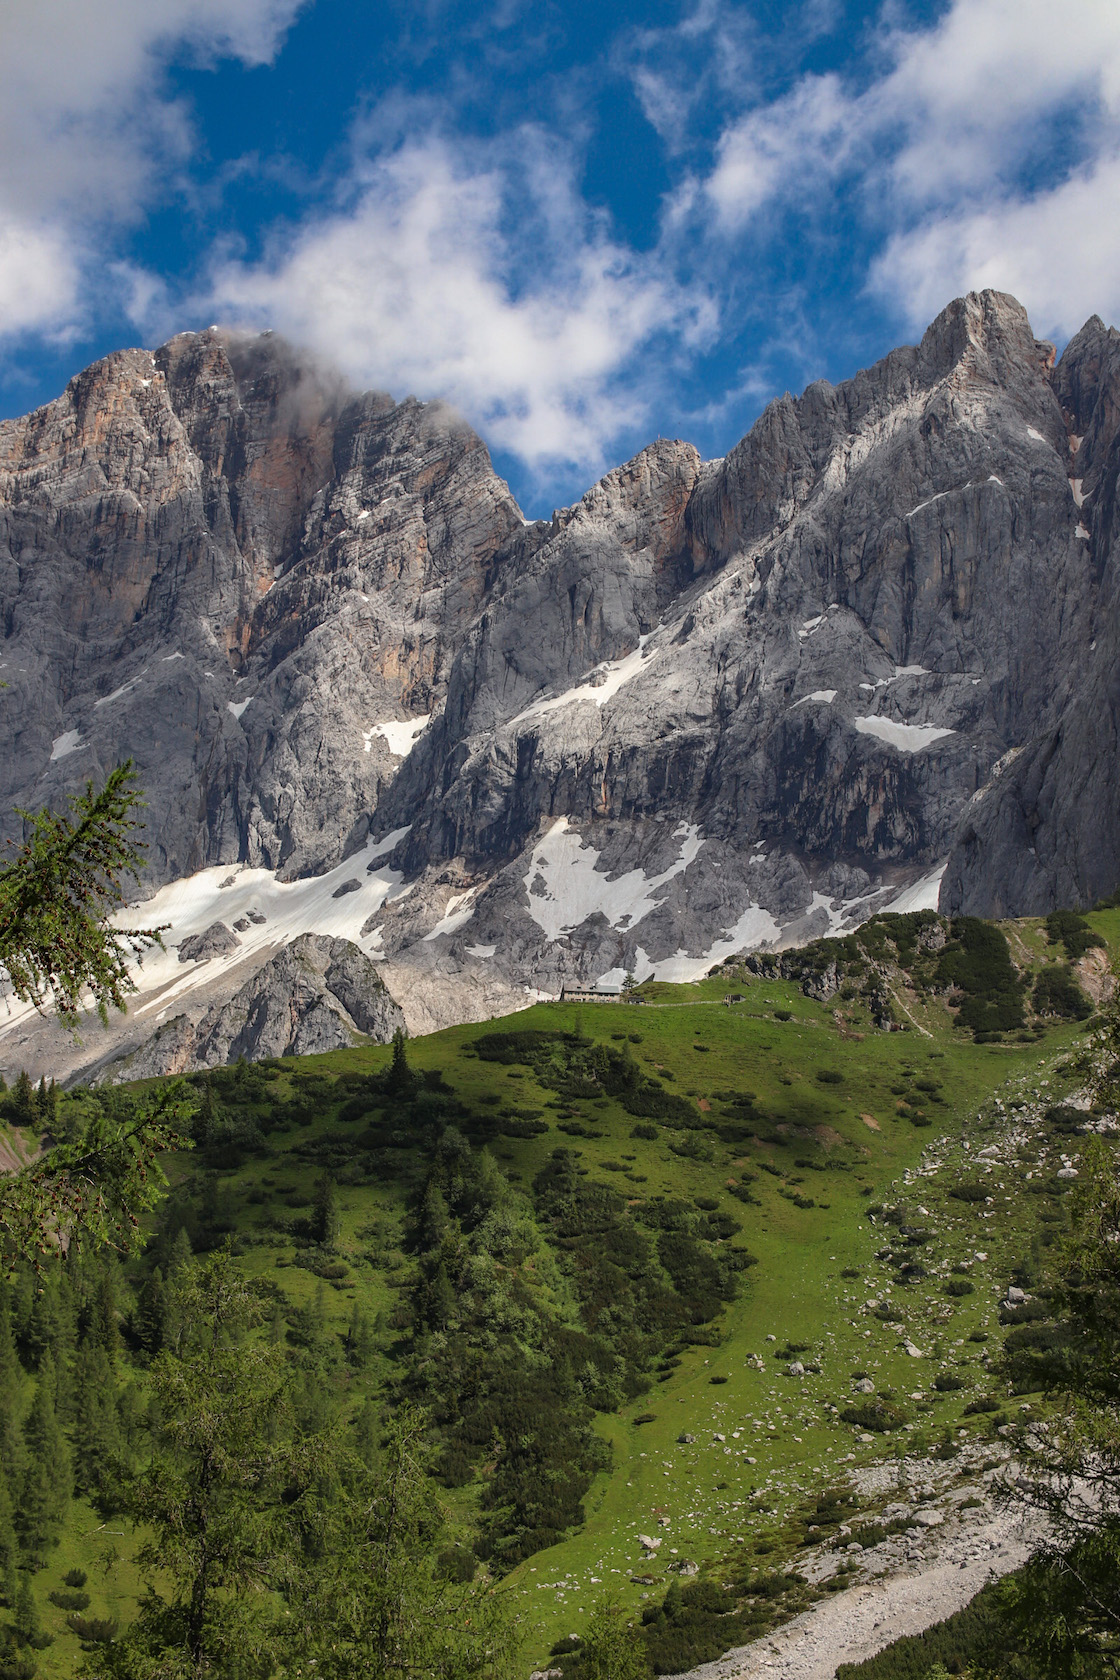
xmin=816 ymin=1070 xmax=844 ymax=1084
xmin=944 ymin=1277 xmax=975 ymax=1297
xmin=1033 ymin=964 xmax=1092 ymax=1021
xmin=66 ymin=1616 xmax=118 ymax=1645
xmin=1045 ymin=909 xmax=1105 ymax=960
xmin=63 ymin=1571 xmax=87 ymax=1590
xmin=933 ymin=1373 xmax=964 ymax=1392
xmin=839 ymin=1399 xmax=907 ymax=1432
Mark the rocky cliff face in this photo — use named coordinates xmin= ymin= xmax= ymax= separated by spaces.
xmin=0 ymin=290 xmax=1114 ymax=1076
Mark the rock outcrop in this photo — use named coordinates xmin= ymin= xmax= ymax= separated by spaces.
xmin=88 ymin=935 xmax=405 ymax=1081
xmin=1 ymin=288 xmax=1117 ymax=1074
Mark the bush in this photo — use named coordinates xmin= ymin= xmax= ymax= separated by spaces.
xmin=944 ymin=1277 xmax=975 ymax=1296
xmin=66 ymin=1617 xmax=117 ymax=1645
xmin=48 ymin=1591 xmax=90 ymax=1612
xmin=1045 ymin=909 xmax=1105 ymax=961
xmin=1033 ymin=964 xmax=1092 ymax=1021
xmin=816 ymin=1070 xmax=844 ymax=1084
xmin=839 ymin=1398 xmax=907 ymax=1432
xmin=62 ymin=1571 xmax=87 ymax=1590
xmin=932 ymin=1373 xmax=965 ymax=1392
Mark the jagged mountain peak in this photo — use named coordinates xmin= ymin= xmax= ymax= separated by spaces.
xmin=1 ymin=291 xmax=1117 ymax=1080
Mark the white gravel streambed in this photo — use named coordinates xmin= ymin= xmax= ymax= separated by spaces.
xmin=669 ymin=1494 xmax=1044 ymax=1680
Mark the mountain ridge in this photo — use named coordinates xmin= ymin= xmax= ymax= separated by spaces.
xmin=1 ymin=288 xmax=1117 ymax=1076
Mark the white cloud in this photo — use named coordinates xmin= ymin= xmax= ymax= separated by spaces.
xmin=0 ymin=0 xmax=306 ymax=342
xmin=0 ymin=217 xmax=80 ymax=340
xmin=871 ymin=154 xmax=1120 ymax=339
xmin=706 ymin=73 xmax=855 ymax=229
xmin=700 ymin=0 xmax=1120 ymax=332
xmin=209 ymin=132 xmax=715 ymax=472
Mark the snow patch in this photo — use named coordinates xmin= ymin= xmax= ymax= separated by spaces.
xmin=363 ymin=715 xmax=431 ymax=757
xmin=79 ymin=825 xmax=419 ymax=1024
xmin=227 ymin=699 xmax=252 ymax=721
xmin=357 ymin=510 xmax=370 ymax=521
xmin=1071 ymin=478 xmax=1086 ymax=507
xmin=893 ymin=665 xmax=930 ymax=678
xmin=1026 ymin=427 xmax=1047 ymax=444
xmin=423 ymin=889 xmax=478 ymax=942
xmin=466 ymin=944 xmax=496 ymax=959
xmin=1075 ymin=523 xmax=1091 ymax=540
xmin=162 ymin=652 xmax=184 ymax=662
xmin=49 ymin=730 xmax=83 ymax=761
xmin=792 ymin=690 xmax=836 ymax=707
xmin=881 ymin=864 xmax=947 ymax=914
xmin=853 ymin=716 xmax=954 ymax=752
xmin=512 ymin=638 xmax=656 ymax=725
xmin=797 ymin=615 xmax=824 ymax=640
xmin=525 ymin=818 xmax=703 ymax=943
xmin=906 ymin=490 xmax=950 ymax=518
xmin=94 ymin=671 xmax=146 ymax=708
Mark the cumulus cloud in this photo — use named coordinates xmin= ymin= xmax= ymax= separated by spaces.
xmin=0 ymin=0 xmax=306 ymax=339
xmin=209 ymin=131 xmax=715 ymax=473
xmin=700 ymin=0 xmax=1120 ymax=332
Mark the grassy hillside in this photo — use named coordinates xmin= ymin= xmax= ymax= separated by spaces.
xmin=5 ymin=906 xmax=1116 ymax=1677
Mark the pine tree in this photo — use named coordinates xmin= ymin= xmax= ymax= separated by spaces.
xmin=13 ymin=1575 xmax=42 ymax=1648
xmin=344 ymin=1305 xmax=375 ymax=1371
xmin=134 ymin=1268 xmax=166 ymax=1358
xmin=72 ymin=1344 xmax=121 ymax=1496
xmin=0 ymin=1467 xmax=19 ymax=1607
xmin=9 ymin=1075 xmax=34 ymax=1130
xmin=385 ymin=1028 xmax=415 ymax=1099
xmin=17 ymin=1356 xmax=70 ymax=1560
xmin=312 ymin=1175 xmax=341 ymax=1248
xmin=578 ymin=1598 xmax=653 ymax=1679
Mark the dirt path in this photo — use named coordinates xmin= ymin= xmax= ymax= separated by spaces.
xmin=670 ymin=1500 xmax=1043 ymax=1680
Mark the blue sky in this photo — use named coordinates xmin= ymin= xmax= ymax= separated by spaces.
xmin=3 ymin=0 xmax=1120 ymax=516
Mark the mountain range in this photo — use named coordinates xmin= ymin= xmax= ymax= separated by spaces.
xmin=2 ymin=288 xmax=1117 ymax=1079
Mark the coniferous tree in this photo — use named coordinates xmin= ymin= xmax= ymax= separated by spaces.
xmin=9 ymin=1075 xmax=34 ymax=1130
xmin=72 ymin=1343 xmax=122 ymax=1496
xmin=312 ymin=1175 xmax=341 ymax=1248
xmin=286 ymin=1406 xmax=516 ymax=1680
xmin=578 ymin=1598 xmax=653 ymax=1679
xmin=385 ymin=1029 xmax=414 ymax=1099
xmin=88 ymin=1253 xmax=298 ymax=1680
xmin=13 ymin=1576 xmax=43 ymax=1649
xmin=0 ymin=1468 xmax=19 ymax=1607
xmin=17 ymin=1355 xmax=70 ymax=1561
xmin=133 ymin=1268 xmax=165 ymax=1359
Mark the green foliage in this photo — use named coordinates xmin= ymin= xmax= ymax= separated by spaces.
xmin=0 ymin=1083 xmax=194 ymax=1268
xmin=285 ymin=1405 xmax=517 ymax=1680
xmin=0 ymin=764 xmax=164 ymax=1027
xmin=834 ymin=1578 xmax=1018 ymax=1678
xmin=1032 ymin=963 xmax=1092 ymax=1021
xmin=936 ymin=918 xmax=1026 ymax=1037
xmin=566 ymin=1598 xmax=652 ymax=1678
xmin=1045 ymin=909 xmax=1105 ymax=962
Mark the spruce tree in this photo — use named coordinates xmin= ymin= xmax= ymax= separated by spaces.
xmin=0 ymin=1468 xmax=19 ymax=1607
xmin=18 ymin=1356 xmax=70 ymax=1560
xmin=13 ymin=1576 xmax=42 ymax=1649
xmin=312 ymin=1175 xmax=341 ymax=1248
xmin=72 ymin=1344 xmax=121 ymax=1496
xmin=134 ymin=1268 xmax=165 ymax=1358
xmin=385 ymin=1028 xmax=414 ymax=1099
xmin=9 ymin=1075 xmax=34 ymax=1131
